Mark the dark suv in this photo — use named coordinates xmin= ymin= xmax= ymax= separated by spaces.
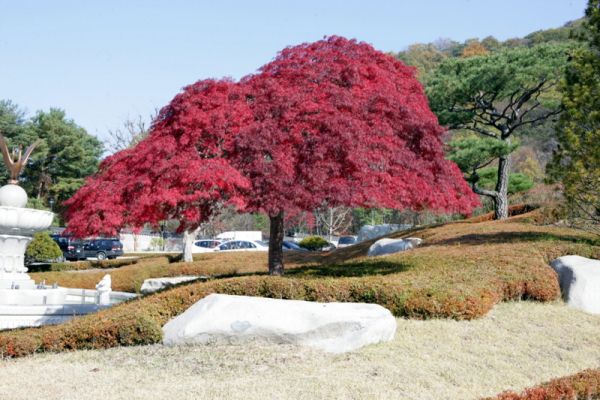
xmin=56 ymin=237 xmax=124 ymax=261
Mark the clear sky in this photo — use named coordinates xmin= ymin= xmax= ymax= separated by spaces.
xmin=0 ymin=0 xmax=587 ymax=143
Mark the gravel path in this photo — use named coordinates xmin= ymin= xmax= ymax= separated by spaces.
xmin=1 ymin=301 xmax=599 ymax=400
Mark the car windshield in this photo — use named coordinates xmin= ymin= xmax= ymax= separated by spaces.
xmin=258 ymin=241 xmax=269 ymax=247
xmin=338 ymin=237 xmax=355 ymax=244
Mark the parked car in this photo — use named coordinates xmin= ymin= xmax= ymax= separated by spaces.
xmin=62 ymin=238 xmax=124 ymax=261
xmin=215 ymin=231 xmax=262 ymax=242
xmin=214 ymin=240 xmax=268 ymax=252
xmin=192 ymin=239 xmax=222 ymax=253
xmin=50 ymin=234 xmax=76 ymax=253
xmin=337 ymin=236 xmax=357 ymax=248
xmin=282 ymin=240 xmax=308 ymax=252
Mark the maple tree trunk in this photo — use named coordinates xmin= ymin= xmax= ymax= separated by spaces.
xmin=268 ymin=211 xmax=285 ymax=276
xmin=494 ymin=153 xmax=511 ymax=220
xmin=182 ymin=228 xmax=199 ymax=263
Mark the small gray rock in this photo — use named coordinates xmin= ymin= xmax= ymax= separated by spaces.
xmin=367 ymin=237 xmax=422 ymax=257
xmin=140 ymin=276 xmax=203 ymax=294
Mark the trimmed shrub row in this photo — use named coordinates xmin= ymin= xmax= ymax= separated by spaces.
xmin=29 ymin=253 xmax=271 ymax=292
xmin=483 ymin=369 xmax=600 ymax=400
xmin=467 ymin=204 xmax=540 ymax=223
xmin=29 ymin=256 xmax=172 ymax=292
xmin=28 ymin=257 xmax=141 ymax=272
xmin=0 ymin=264 xmax=558 ymax=359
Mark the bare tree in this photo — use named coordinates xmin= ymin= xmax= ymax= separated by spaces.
xmin=105 ymin=111 xmax=158 ymax=154
xmin=314 ymin=206 xmax=353 ymax=241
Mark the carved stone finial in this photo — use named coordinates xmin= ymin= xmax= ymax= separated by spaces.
xmin=0 ymin=132 xmax=40 ymax=185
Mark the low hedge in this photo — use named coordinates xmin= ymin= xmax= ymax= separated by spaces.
xmin=484 ymin=369 xmax=600 ymax=399
xmin=29 ymin=256 xmax=172 ymax=292
xmin=28 ymin=257 xmax=141 ymax=272
xmin=0 ymin=258 xmax=557 ymax=359
xmin=0 ymin=275 xmax=489 ymax=357
xmin=29 ymin=252 xmax=274 ymax=292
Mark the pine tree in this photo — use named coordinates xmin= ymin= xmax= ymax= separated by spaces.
xmin=550 ymin=0 xmax=600 ymax=230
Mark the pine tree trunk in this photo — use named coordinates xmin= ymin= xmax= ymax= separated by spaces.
xmin=268 ymin=211 xmax=285 ymax=276
xmin=494 ymin=153 xmax=511 ymax=220
xmin=182 ymin=228 xmax=199 ymax=263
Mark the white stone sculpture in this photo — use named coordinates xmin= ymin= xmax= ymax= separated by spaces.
xmin=95 ymin=275 xmax=112 ymax=305
xmin=367 ymin=237 xmax=422 ymax=257
xmin=162 ymin=293 xmax=397 ymax=353
xmin=550 ymin=255 xmax=600 ymax=315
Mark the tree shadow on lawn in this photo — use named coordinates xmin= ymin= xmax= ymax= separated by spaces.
xmin=284 ymin=258 xmax=415 ymax=278
xmin=205 ymin=259 xmax=416 ymax=280
xmin=431 ymin=231 xmax=600 ymax=247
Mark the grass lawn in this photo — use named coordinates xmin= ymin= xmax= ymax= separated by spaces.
xmin=2 ymin=302 xmax=599 ymax=400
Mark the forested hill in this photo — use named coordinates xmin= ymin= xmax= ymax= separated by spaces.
xmin=393 ymin=18 xmax=582 ymax=80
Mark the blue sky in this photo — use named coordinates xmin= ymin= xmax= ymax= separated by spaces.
xmin=0 ymin=0 xmax=587 ymax=143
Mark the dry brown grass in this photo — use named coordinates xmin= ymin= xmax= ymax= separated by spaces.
xmin=2 ymin=302 xmax=599 ymax=400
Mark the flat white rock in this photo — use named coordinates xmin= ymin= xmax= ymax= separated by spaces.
xmin=140 ymin=276 xmax=201 ymax=294
xmin=162 ymin=294 xmax=396 ymax=353
xmin=367 ymin=237 xmax=422 ymax=257
xmin=550 ymin=255 xmax=600 ymax=315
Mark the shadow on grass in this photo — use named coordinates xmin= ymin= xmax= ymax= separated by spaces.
xmin=202 ymin=259 xmax=415 ymax=281
xmin=432 ymin=231 xmax=600 ymax=247
xmin=285 ymin=259 xmax=415 ymax=278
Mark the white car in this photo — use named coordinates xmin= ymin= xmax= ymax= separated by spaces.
xmin=192 ymin=239 xmax=222 ymax=253
xmin=214 ymin=240 xmax=269 ymax=252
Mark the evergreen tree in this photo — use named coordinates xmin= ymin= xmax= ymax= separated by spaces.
xmin=549 ymin=0 xmax=600 ymax=230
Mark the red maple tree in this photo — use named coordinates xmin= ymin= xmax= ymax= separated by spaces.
xmin=65 ymin=37 xmax=478 ymax=273
xmin=235 ymin=37 xmax=478 ymax=273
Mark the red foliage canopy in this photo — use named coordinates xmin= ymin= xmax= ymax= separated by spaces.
xmin=65 ymin=37 xmax=478 ymax=238
xmin=64 ymin=80 xmax=251 ymax=237
xmin=236 ymin=36 xmax=478 ymax=216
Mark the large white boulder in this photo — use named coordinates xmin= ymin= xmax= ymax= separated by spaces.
xmin=550 ymin=255 xmax=600 ymax=315
xmin=140 ymin=276 xmax=202 ymax=294
xmin=367 ymin=237 xmax=422 ymax=257
xmin=162 ymin=294 xmax=396 ymax=353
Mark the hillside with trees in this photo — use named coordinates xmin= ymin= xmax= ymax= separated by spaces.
xmin=388 ymin=19 xmax=585 ymax=221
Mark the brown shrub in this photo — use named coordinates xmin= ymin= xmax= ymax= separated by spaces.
xmin=484 ymin=369 xmax=600 ymax=399
xmin=467 ymin=204 xmax=540 ymax=223
xmin=28 ymin=257 xmax=141 ymax=272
